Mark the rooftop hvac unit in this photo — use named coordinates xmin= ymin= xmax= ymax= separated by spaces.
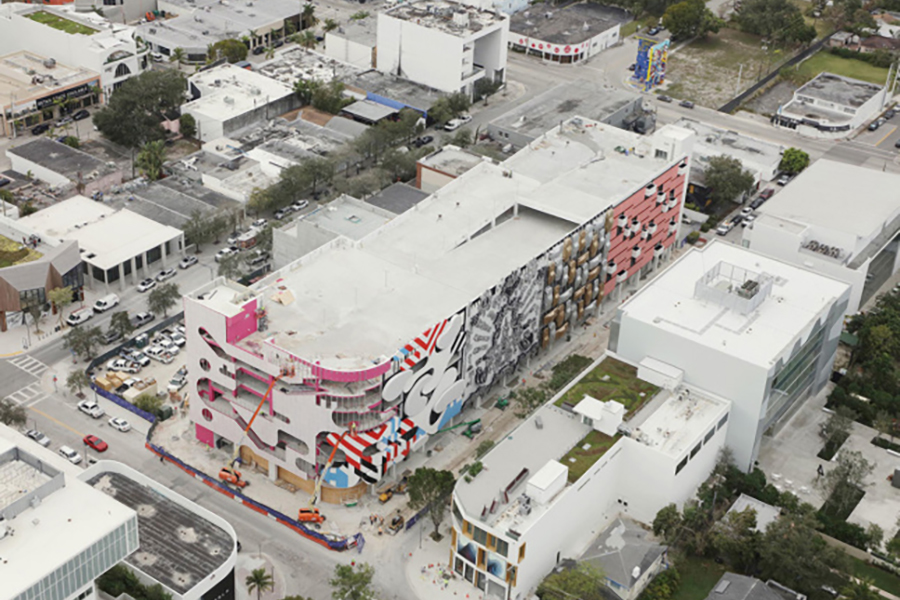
xmin=224 ymin=96 xmax=235 ymax=104
xmin=43 ymin=58 xmax=56 ymax=69
xmin=535 ymin=416 xmax=543 ymax=429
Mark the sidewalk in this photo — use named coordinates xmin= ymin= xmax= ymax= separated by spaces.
xmin=404 ymin=521 xmax=483 ymax=600
xmin=235 ymin=551 xmax=287 ymax=600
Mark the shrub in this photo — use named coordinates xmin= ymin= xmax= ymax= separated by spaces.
xmin=641 ymin=568 xmax=681 ymax=600
xmin=817 ymin=511 xmax=871 ymax=550
xmin=686 ymin=231 xmax=700 ymax=245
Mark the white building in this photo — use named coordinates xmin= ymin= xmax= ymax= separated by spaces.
xmin=450 ymin=354 xmax=730 ymax=600
xmin=744 ymin=160 xmax=900 ymax=316
xmin=324 ymin=17 xmax=377 ymax=69
xmin=377 ymin=0 xmax=508 ymax=97
xmin=18 ymin=195 xmax=185 ymax=292
xmin=609 ymin=241 xmax=851 ymax=472
xmin=0 ymin=3 xmax=147 ymax=99
xmin=773 ymin=72 xmax=887 ymax=138
xmin=183 ymin=64 xmax=298 ymax=142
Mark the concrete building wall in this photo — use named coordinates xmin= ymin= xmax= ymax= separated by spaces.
xmin=416 ymin=163 xmax=457 ymax=193
xmin=324 ymin=33 xmax=375 ymax=68
xmin=472 ymin=26 xmax=507 ymax=81
xmin=9 ymin=154 xmax=69 ymax=187
xmin=377 ymin=15 xmax=467 ymax=93
xmin=273 ymin=222 xmax=339 ymax=269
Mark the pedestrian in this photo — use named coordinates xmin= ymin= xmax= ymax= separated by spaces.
xmin=160 ymin=454 xmax=165 ymax=464
xmin=817 ymin=464 xmax=824 ymax=478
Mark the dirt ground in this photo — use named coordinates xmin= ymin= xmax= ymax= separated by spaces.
xmin=741 ymin=80 xmax=798 ymax=117
xmin=663 ymin=29 xmax=774 ymax=108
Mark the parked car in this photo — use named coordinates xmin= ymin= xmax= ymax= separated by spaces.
xmin=273 ymin=38 xmax=285 ymax=48
xmin=776 ymin=173 xmax=792 ymax=186
xmin=56 ymin=116 xmax=73 ymax=127
xmin=273 ymin=208 xmax=290 ymax=220
xmin=107 ymin=358 xmax=141 ymax=374
xmin=25 ymin=429 xmax=51 ymax=447
xmin=77 ymin=399 xmax=104 ymax=419
xmin=731 ymin=214 xmax=743 ymax=226
xmin=750 ymin=197 xmax=765 ymax=210
xmin=109 ymin=417 xmax=131 ymax=432
xmin=66 ymin=308 xmax=94 ymax=327
xmin=679 ymin=100 xmax=695 ymax=109
xmin=215 ymin=247 xmax=238 ymax=262
xmin=156 ymin=338 xmax=180 ymax=355
xmin=657 ymin=95 xmax=672 ymax=103
xmin=443 ymin=114 xmax=471 ymax=131
xmin=740 ymin=207 xmax=754 ymax=218
xmin=155 ymin=268 xmax=176 ymax=282
xmin=291 ymin=199 xmax=309 ymax=212
xmin=648 ymin=26 xmax=660 ymax=35
xmin=179 ymin=255 xmax=198 ymax=269
xmin=146 ymin=345 xmax=175 ymax=364
xmin=412 ymin=135 xmax=434 ymax=148
xmin=869 ymin=120 xmax=881 ymax=131
xmin=102 ymin=329 xmax=122 ymax=345
xmin=83 ymin=435 xmax=108 ymax=452
xmin=151 ymin=52 xmax=165 ymax=62
xmin=31 ymin=123 xmax=50 ymax=135
xmin=93 ymin=293 xmax=119 ymax=313
xmin=895 ymin=138 xmax=900 ymax=149
xmin=130 ymin=311 xmax=155 ymax=328
xmin=252 ymin=218 xmax=268 ymax=229
xmin=137 ymin=278 xmax=156 ymax=292
xmin=58 ymin=446 xmax=82 ymax=465
xmin=759 ymin=188 xmax=774 ymax=200
xmin=121 ymin=348 xmax=151 ymax=366
xmin=628 ymin=63 xmax=636 ymax=71
xmin=169 ymin=331 xmax=187 ymax=347
xmin=887 ymin=109 xmax=896 ymax=119
xmin=72 ymin=109 xmax=90 ymax=121
xmin=168 ymin=372 xmax=188 ymax=392
xmin=0 ymin=177 xmax=10 ymax=188
xmin=252 ymin=45 xmax=266 ymax=55
xmin=716 ymin=221 xmax=734 ymax=236
xmin=742 ymin=214 xmax=756 ymax=228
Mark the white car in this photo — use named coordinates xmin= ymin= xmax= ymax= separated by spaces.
xmin=169 ymin=332 xmax=186 ymax=347
xmin=168 ymin=373 xmax=188 ymax=392
xmin=78 ymin=399 xmax=105 ymax=418
xmin=156 ymin=268 xmax=176 ymax=282
xmin=156 ymin=338 xmax=180 ymax=355
xmin=146 ymin=345 xmax=175 ymax=364
xmin=716 ymin=222 xmax=734 ymax=236
xmin=215 ymin=247 xmax=237 ymax=262
xmin=137 ymin=278 xmax=156 ymax=292
xmin=107 ymin=358 xmax=141 ymax=374
xmin=59 ymin=446 xmax=82 ymax=465
xmin=151 ymin=52 xmax=165 ymax=62
xmin=25 ymin=429 xmax=51 ymax=447
xmin=251 ymin=219 xmax=267 ymax=229
xmin=179 ymin=255 xmax=198 ymax=269
xmin=109 ymin=417 xmax=131 ymax=432
xmin=740 ymin=207 xmax=753 ymax=218
xmin=742 ymin=214 xmax=756 ymax=228
xmin=291 ymin=200 xmax=309 ymax=212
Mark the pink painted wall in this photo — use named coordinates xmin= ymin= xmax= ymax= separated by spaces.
xmin=196 ymin=424 xmax=215 ymax=447
xmin=226 ymin=299 xmax=258 ymax=344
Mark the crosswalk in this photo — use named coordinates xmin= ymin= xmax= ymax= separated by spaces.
xmin=5 ymin=381 xmax=48 ymax=408
xmin=9 ymin=355 xmax=48 ymax=376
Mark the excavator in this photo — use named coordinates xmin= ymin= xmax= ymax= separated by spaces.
xmin=219 ymin=365 xmax=294 ymax=489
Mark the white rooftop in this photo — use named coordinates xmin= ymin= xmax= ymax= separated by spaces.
xmin=631 ymin=387 xmax=728 ymax=457
xmin=727 ymin=493 xmax=781 ymax=532
xmin=0 ymin=425 xmax=136 ymax=599
xmin=20 ymin=195 xmax=182 ymax=270
xmin=383 ymin=0 xmax=507 ymax=37
xmin=184 ymin=64 xmax=294 ymax=120
xmin=757 ymin=160 xmax=900 ymax=243
xmin=418 ymin=145 xmax=484 ymax=177
xmin=675 ymin=118 xmax=783 ymax=172
xmin=191 ymin=118 xmax=691 ymax=370
xmin=617 ymin=241 xmax=850 ymax=368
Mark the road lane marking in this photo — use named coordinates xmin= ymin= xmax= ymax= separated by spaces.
xmin=28 ymin=405 xmax=84 ymax=438
xmin=875 ymin=126 xmax=897 ymax=147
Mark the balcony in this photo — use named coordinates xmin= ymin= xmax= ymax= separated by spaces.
xmin=332 ymin=407 xmax=398 ymax=432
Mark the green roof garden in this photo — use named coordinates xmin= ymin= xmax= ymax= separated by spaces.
xmin=27 ymin=11 xmax=97 ymax=35
xmin=554 ymin=356 xmax=658 ymax=417
xmin=561 ymin=430 xmax=620 ymax=483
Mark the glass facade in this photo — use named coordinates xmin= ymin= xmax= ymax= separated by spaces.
xmin=14 ymin=517 xmax=138 ymax=600
xmin=764 ymin=324 xmax=825 ymax=427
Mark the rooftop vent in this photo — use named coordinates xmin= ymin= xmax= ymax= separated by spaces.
xmin=715 ymin=581 xmax=731 ymax=594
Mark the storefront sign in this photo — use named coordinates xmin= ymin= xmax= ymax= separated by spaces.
xmin=36 ymin=83 xmax=93 ymax=110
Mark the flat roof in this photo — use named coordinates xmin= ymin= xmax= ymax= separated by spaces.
xmin=728 ymin=494 xmax=780 ymax=532
xmin=418 ymin=145 xmax=483 ymax=178
xmin=342 ymin=99 xmax=398 ymax=122
xmin=191 ymin=117 xmax=688 ymax=370
xmin=365 ymin=182 xmax=430 ymax=214
xmin=383 ymin=0 xmax=506 ymax=37
xmin=20 ymin=195 xmax=182 ymax=270
xmin=617 ymin=241 xmax=850 ymax=367
xmin=631 ymin=388 xmax=727 ymax=457
xmin=491 ymin=79 xmax=639 ymax=141
xmin=0 ymin=426 xmax=136 ymax=600
xmin=86 ymin=470 xmax=232 ymax=595
xmin=510 ymin=2 xmax=630 ymax=44
xmin=8 ymin=137 xmax=117 ymax=181
xmin=258 ymin=47 xmax=363 ymax=87
xmin=345 ymin=70 xmax=445 ymax=113
xmin=757 ymin=160 xmax=900 ymax=243
xmin=0 ymin=51 xmax=98 ymax=105
xmin=675 ymin=118 xmax=782 ymax=171
xmin=126 ymin=177 xmax=242 ymax=229
xmin=297 ymin=195 xmax=394 ymax=240
xmin=330 ymin=17 xmax=377 ymax=46
xmin=795 ymin=72 xmax=882 ymax=108
xmin=184 ymin=64 xmax=294 ymax=119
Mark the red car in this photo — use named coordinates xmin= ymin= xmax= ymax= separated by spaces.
xmin=759 ymin=188 xmax=774 ymax=200
xmin=83 ymin=435 xmax=108 ymax=452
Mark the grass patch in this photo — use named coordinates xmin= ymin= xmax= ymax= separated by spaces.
xmin=793 ymin=51 xmax=889 ymax=86
xmin=26 ymin=10 xmax=97 ymax=35
xmin=669 ymin=555 xmax=727 ymax=600
xmin=851 ymin=558 xmax=900 ymax=597
xmin=817 ymin=431 xmax=849 ymax=461
xmin=872 ymin=436 xmax=900 ymax=453
xmin=0 ymin=235 xmax=41 ymax=267
xmin=555 ymin=356 xmax=658 ymax=415
xmin=561 ymin=430 xmax=619 ymax=483
xmin=621 ymin=15 xmax=658 ymax=38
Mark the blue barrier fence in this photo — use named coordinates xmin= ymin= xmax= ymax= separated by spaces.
xmin=93 ymin=384 xmax=157 ymax=423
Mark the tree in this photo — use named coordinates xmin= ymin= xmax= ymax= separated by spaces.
xmin=821 ymin=405 xmax=855 ymax=446
xmin=136 ymin=140 xmax=166 ymax=181
xmin=183 ymin=210 xmax=213 ymax=251
xmin=209 ymin=39 xmax=248 ymax=63
xmin=246 ymin=568 xmax=274 ymax=600
xmin=180 ymin=113 xmax=197 ymax=139
xmin=652 ymin=503 xmax=683 ymax=544
xmin=148 ymin=283 xmax=180 ymax=317
xmin=842 ymin=578 xmax=881 ymax=600
xmin=66 ymin=369 xmax=91 ymax=397
xmin=711 ymin=508 xmax=760 ymax=572
xmin=447 ymin=128 xmax=473 ymax=148
xmin=301 ymin=2 xmax=318 ymax=29
xmin=109 ymin=311 xmax=134 ymax=340
xmin=816 ymin=450 xmax=873 ymax=516
xmin=874 ymin=410 xmax=896 ymax=445
xmin=536 ymin=563 xmax=606 ymax=600
xmin=133 ymin=393 xmax=164 ymax=415
xmin=209 ymin=213 xmax=228 ymax=244
xmin=311 ymin=80 xmax=347 ymax=113
xmin=428 ymin=93 xmax=471 ymax=126
xmin=64 ymin=326 xmax=104 ymax=361
xmin=248 ymin=187 xmax=271 ymax=216
xmin=779 ymin=148 xmax=810 ymax=174
xmin=297 ymin=30 xmax=318 ymax=49
xmin=298 ymin=156 xmax=335 ymax=194
xmin=408 ymin=467 xmax=455 ymax=539
xmin=704 ymin=155 xmax=755 ymax=204
xmin=381 ymin=149 xmax=418 ymax=181
xmin=866 ymin=523 xmax=884 ymax=552
xmin=93 ymin=70 xmax=185 ymax=149
xmin=330 ymin=563 xmax=375 ymax=600
xmin=170 ymin=47 xmax=186 ymax=67
xmin=0 ymin=397 xmax=26 ymax=427
xmin=294 ymin=78 xmax=321 ymax=105
xmin=323 ymin=18 xmax=339 ymax=32
xmin=62 ymin=136 xmax=80 ymax=149
xmin=26 ymin=303 xmax=43 ymax=335
xmin=218 ymin=252 xmax=245 ymax=281
xmin=663 ymin=0 xmax=723 ymax=40
xmin=47 ymin=286 xmax=74 ymax=328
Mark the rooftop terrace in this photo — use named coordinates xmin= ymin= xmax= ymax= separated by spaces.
xmin=26 ymin=10 xmax=97 ymax=35
xmin=384 ymin=0 xmax=506 ymax=37
xmin=555 ymin=356 xmax=658 ymax=413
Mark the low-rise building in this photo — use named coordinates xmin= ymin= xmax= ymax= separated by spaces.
xmin=8 ymin=137 xmax=123 ymax=196
xmin=727 ymin=494 xmax=780 ymax=532
xmin=416 ymin=145 xmax=484 ymax=192
xmin=743 ymin=160 xmax=900 ymax=315
xmin=773 ymin=72 xmax=887 ymax=138
xmin=377 ymin=0 xmax=508 ymax=97
xmin=487 ymin=79 xmax=642 ymax=149
xmin=0 ymin=51 xmax=101 ymax=137
xmin=19 ymin=195 xmax=185 ymax=292
xmin=365 ymin=181 xmax=431 ymax=214
xmin=705 ymin=573 xmax=806 ymax=600
xmin=183 ymin=64 xmax=298 ymax=142
xmin=509 ymin=2 xmax=630 ymax=64
xmin=0 ymin=3 xmax=147 ymax=99
xmin=578 ymin=518 xmax=668 ymax=600
xmin=675 ymin=118 xmax=783 ymax=187
xmin=324 ymin=17 xmax=377 ymax=69
xmin=609 ymin=241 xmax=851 ymax=472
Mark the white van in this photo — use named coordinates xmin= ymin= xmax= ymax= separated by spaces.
xmin=66 ymin=307 xmax=94 ymax=327
xmin=58 ymin=446 xmax=82 ymax=465
xmin=93 ymin=293 xmax=120 ymax=313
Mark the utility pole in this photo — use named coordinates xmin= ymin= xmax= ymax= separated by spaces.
xmin=736 ymin=63 xmax=743 ymax=96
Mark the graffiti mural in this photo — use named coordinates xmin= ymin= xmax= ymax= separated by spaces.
xmin=465 ymin=259 xmax=543 ymax=397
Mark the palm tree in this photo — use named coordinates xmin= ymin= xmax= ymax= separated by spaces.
xmin=136 ymin=140 xmax=166 ymax=181
xmin=265 ymin=46 xmax=275 ymax=59
xmin=323 ymin=18 xmax=339 ymax=32
xmin=170 ymin=47 xmax=186 ymax=68
xmin=842 ymin=578 xmax=880 ymax=600
xmin=298 ymin=30 xmax=317 ymax=50
xmin=245 ymin=568 xmax=274 ymax=600
xmin=301 ymin=3 xmax=317 ymax=29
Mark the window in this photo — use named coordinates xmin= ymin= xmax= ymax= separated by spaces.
xmin=453 ymin=500 xmax=462 ymax=524
xmin=518 ymin=543 xmax=526 ymax=563
xmin=675 ymin=456 xmax=688 ymax=475
xmin=655 ymin=149 xmax=668 ymax=159
xmin=690 ymin=442 xmax=702 ymax=459
xmin=717 ymin=413 xmax=728 ymax=430
xmin=703 ymin=428 xmax=715 ymax=444
xmin=473 ymin=526 xmax=488 ymax=546
xmin=496 ymin=538 xmax=509 ymax=558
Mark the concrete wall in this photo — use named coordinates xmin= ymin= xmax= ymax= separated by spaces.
xmin=186 ymin=94 xmax=299 ymax=142
xmin=324 ymin=33 xmax=375 ymax=68
xmin=416 ymin=163 xmax=456 ymax=193
xmin=273 ymin=221 xmax=339 ymax=269
xmin=377 ymin=15 xmax=466 ymax=93
xmin=9 ymin=153 xmax=69 ymax=187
